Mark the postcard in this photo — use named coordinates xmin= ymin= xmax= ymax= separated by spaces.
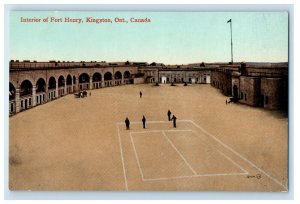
xmin=9 ymin=11 xmax=288 ymax=191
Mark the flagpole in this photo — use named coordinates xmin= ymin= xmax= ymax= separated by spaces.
xmin=230 ymin=20 xmax=233 ymax=64
xmin=227 ymin=19 xmax=233 ymax=64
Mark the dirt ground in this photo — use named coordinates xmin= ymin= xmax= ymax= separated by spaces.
xmin=9 ymin=84 xmax=288 ymax=191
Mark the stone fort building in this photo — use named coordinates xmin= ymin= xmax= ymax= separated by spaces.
xmin=9 ymin=60 xmax=288 ymax=116
xmin=211 ymin=62 xmax=288 ymax=110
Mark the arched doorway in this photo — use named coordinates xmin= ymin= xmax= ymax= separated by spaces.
xmin=114 ymin=71 xmax=122 ymax=85
xmin=79 ymin=73 xmax=90 ymax=90
xmin=92 ymin=72 xmax=102 ymax=89
xmin=9 ymin=83 xmax=16 ymax=114
xmin=123 ymin=71 xmax=131 ymax=84
xmin=48 ymin=76 xmax=56 ymax=100
xmin=58 ymin=75 xmax=65 ymax=96
xmin=104 ymin=72 xmax=112 ymax=87
xmin=36 ymin=78 xmax=46 ymax=105
xmin=9 ymin=83 xmax=16 ymax=101
xmin=73 ymin=76 xmax=77 ymax=92
xmin=20 ymin=80 xmax=33 ymax=110
xmin=66 ymin=75 xmax=73 ymax=93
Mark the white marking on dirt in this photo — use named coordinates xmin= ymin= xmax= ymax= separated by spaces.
xmin=129 ymin=133 xmax=145 ymax=181
xmin=162 ymin=131 xmax=198 ymax=175
xmin=188 ymin=120 xmax=288 ymax=191
xmin=143 ymin=172 xmax=248 ymax=182
xmin=116 ymin=124 xmax=128 ymax=191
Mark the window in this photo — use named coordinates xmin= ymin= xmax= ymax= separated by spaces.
xmin=167 ymin=77 xmax=169 ymax=82
xmin=240 ymin=92 xmax=243 ymax=99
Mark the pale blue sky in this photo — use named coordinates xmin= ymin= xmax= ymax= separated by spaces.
xmin=9 ymin=11 xmax=288 ymax=64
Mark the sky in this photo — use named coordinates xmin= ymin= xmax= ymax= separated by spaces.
xmin=9 ymin=11 xmax=288 ymax=64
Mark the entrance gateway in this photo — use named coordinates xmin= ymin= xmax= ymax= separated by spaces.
xmin=161 ymin=77 xmax=167 ymax=84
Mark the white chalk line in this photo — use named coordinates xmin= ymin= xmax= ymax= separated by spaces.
xmin=217 ymin=150 xmax=249 ymax=174
xmin=130 ymin=130 xmax=197 ymax=181
xmin=188 ymin=120 xmax=288 ymax=191
xmin=189 ymin=129 xmax=248 ymax=175
xmin=117 ymin=120 xmax=287 ymax=190
xmin=129 ymin=132 xmax=145 ymax=181
xmin=143 ymin=172 xmax=248 ymax=182
xmin=117 ymin=120 xmax=170 ymax=125
xmin=162 ymin=131 xmax=198 ymax=176
xmin=116 ymin=124 xmax=128 ymax=191
xmin=130 ymin=128 xmax=245 ymax=181
xmin=130 ymin=129 xmax=193 ymax=135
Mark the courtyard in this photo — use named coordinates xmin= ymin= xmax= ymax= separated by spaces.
xmin=9 ymin=84 xmax=288 ymax=191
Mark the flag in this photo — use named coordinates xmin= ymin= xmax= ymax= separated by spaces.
xmin=227 ymin=19 xmax=231 ymax=23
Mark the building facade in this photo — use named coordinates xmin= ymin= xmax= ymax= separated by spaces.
xmin=211 ymin=62 xmax=288 ymax=110
xmin=9 ymin=61 xmax=137 ymax=115
xmin=9 ymin=60 xmax=288 ymax=116
xmin=9 ymin=60 xmax=212 ymax=116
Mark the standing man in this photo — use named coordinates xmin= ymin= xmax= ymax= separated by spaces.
xmin=142 ymin=115 xmax=146 ymax=129
xmin=167 ymin=110 xmax=172 ymax=121
xmin=172 ymin=115 xmax=177 ymax=128
xmin=125 ymin=117 xmax=130 ymax=130
xmin=140 ymin=91 xmax=142 ymax=98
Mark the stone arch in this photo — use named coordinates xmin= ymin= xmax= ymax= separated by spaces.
xmin=79 ymin=73 xmax=90 ymax=83
xmin=104 ymin=72 xmax=112 ymax=81
xmin=114 ymin=71 xmax=122 ymax=79
xmin=20 ymin=80 xmax=33 ymax=97
xmin=48 ymin=76 xmax=56 ymax=89
xmin=9 ymin=80 xmax=18 ymax=91
xmin=92 ymin=72 xmax=102 ymax=82
xmin=66 ymin=75 xmax=72 ymax=85
xmin=9 ymin=82 xmax=16 ymax=100
xmin=124 ymin=71 xmax=131 ymax=79
xmin=58 ymin=75 xmax=65 ymax=87
xmin=36 ymin=78 xmax=46 ymax=93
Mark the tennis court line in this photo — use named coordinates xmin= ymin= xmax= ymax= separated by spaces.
xmin=187 ymin=119 xmax=288 ymax=191
xmin=117 ymin=120 xmax=287 ymax=191
xmin=116 ymin=124 xmax=128 ymax=191
xmin=162 ymin=131 xmax=198 ymax=175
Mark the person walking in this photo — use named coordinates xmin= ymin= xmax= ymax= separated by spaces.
xmin=142 ymin=115 xmax=146 ymax=129
xmin=125 ymin=117 xmax=130 ymax=130
xmin=140 ymin=91 xmax=142 ymax=98
xmin=172 ymin=115 xmax=177 ymax=128
xmin=167 ymin=110 xmax=172 ymax=121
